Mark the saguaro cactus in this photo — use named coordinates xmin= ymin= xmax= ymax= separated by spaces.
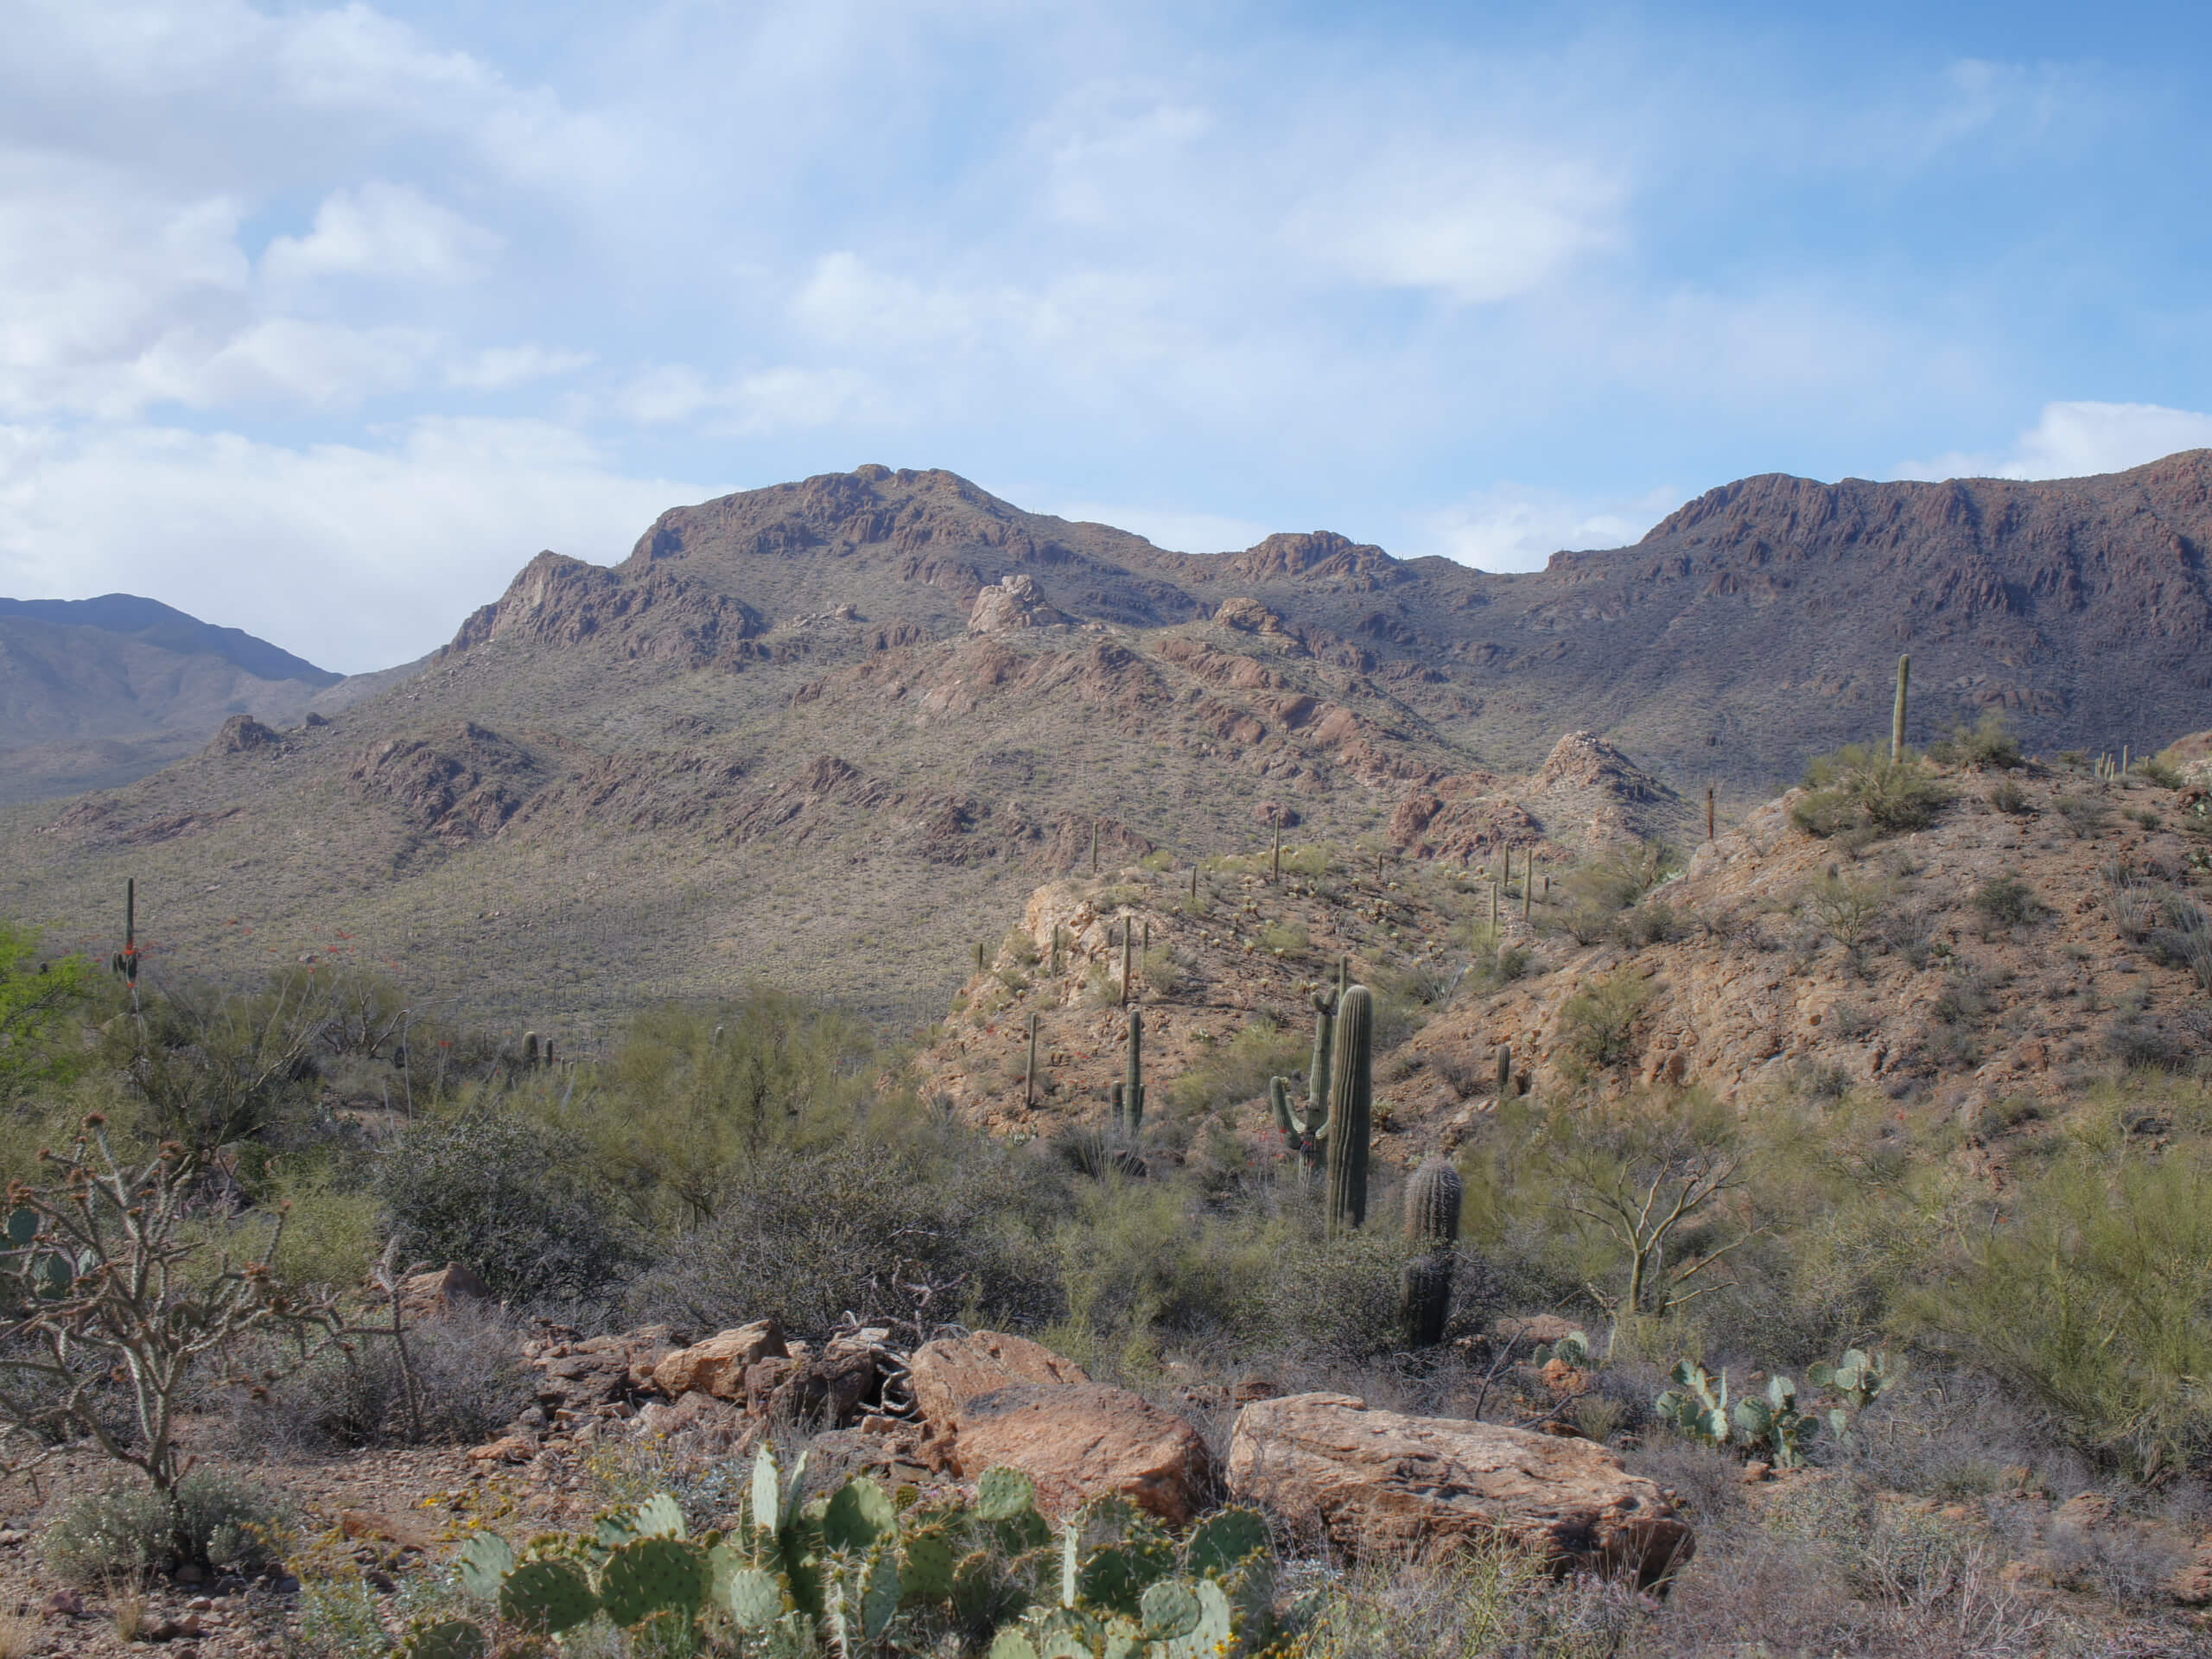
xmin=1110 ymin=1007 xmax=1146 ymax=1136
xmin=1271 ymin=985 xmax=1337 ymax=1176
xmin=1401 ymin=1155 xmax=1464 ymax=1348
xmin=1496 ymin=1043 xmax=1513 ymax=1097
xmin=1024 ymin=1011 xmax=1039 ymax=1108
xmin=1326 ymin=985 xmax=1374 ymax=1233
xmin=1120 ymin=920 xmax=1135 ymax=1007
xmin=1891 ymin=653 xmax=1910 ymax=763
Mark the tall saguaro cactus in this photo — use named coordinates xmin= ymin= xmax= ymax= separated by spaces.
xmin=1891 ymin=654 xmax=1910 ymax=764
xmin=1271 ymin=985 xmax=1338 ymax=1176
xmin=1401 ymin=1155 xmax=1464 ymax=1348
xmin=1110 ymin=1007 xmax=1145 ymax=1136
xmin=1024 ymin=1011 xmax=1039 ymax=1109
xmin=1326 ymin=985 xmax=1374 ymax=1234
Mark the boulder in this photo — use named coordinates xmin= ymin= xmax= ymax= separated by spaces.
xmin=967 ymin=574 xmax=1068 ymax=632
xmin=394 ymin=1262 xmax=493 ymax=1321
xmin=652 ymin=1319 xmax=786 ymax=1401
xmin=630 ymin=1390 xmax=753 ymax=1457
xmin=909 ymin=1331 xmax=1089 ymax=1425
xmin=1226 ymin=1393 xmax=1692 ymax=1591
xmin=909 ymin=1331 xmax=1209 ymax=1523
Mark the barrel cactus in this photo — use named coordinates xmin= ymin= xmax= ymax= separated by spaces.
xmin=1400 ymin=1156 xmax=1463 ymax=1348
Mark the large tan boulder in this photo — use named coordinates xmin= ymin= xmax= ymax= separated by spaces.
xmin=1227 ymin=1393 xmax=1692 ymax=1591
xmin=652 ymin=1319 xmax=786 ymax=1401
xmin=909 ymin=1332 xmax=1209 ymax=1523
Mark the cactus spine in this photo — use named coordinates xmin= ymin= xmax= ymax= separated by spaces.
xmin=1891 ymin=652 xmax=1910 ymax=763
xmin=1325 ymin=985 xmax=1373 ymax=1233
xmin=1401 ymin=1155 xmax=1463 ymax=1348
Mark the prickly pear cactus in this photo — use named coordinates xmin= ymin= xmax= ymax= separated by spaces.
xmin=499 ymin=1558 xmax=597 ymax=1634
xmin=598 ymin=1535 xmax=711 ymax=1628
xmin=398 ymin=1619 xmax=488 ymax=1659
xmin=1654 ymin=1358 xmax=1732 ymax=1447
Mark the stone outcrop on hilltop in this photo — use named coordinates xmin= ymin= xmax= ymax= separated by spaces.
xmin=1389 ymin=732 xmax=1686 ymax=862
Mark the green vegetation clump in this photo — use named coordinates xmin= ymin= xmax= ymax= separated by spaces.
xmin=1556 ymin=974 xmax=1652 ymax=1072
xmin=1793 ymin=745 xmax=1951 ymax=838
xmin=43 ymin=1471 xmax=291 ymax=1586
xmin=1927 ymin=711 xmax=2024 ymax=771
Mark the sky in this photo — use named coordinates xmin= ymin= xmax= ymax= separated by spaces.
xmin=3 ymin=1 xmax=2211 ymax=673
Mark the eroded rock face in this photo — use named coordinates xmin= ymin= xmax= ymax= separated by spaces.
xmin=1226 ymin=1392 xmax=1693 ymax=1590
xmin=910 ymin=1332 xmax=1210 ymax=1522
xmin=967 ymin=574 xmax=1069 ymax=632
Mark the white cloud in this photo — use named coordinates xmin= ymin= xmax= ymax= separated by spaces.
xmin=1897 ymin=401 xmax=2212 ymax=482
xmin=1421 ymin=483 xmax=1680 ymax=571
xmin=0 ymin=417 xmax=702 ymax=673
xmin=444 ymin=343 xmax=593 ymax=391
xmin=1287 ymin=151 xmax=1623 ymax=303
xmin=261 ymin=182 xmax=500 ymax=287
xmin=615 ymin=359 xmax=880 ymax=435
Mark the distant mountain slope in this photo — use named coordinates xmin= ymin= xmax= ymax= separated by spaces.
xmin=0 ymin=594 xmax=339 ymax=687
xmin=6 ymin=456 xmax=2211 ymax=1031
xmin=0 ymin=597 xmax=414 ymax=805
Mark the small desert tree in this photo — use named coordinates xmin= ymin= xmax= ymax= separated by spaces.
xmin=1543 ymin=1096 xmax=1758 ymax=1330
xmin=0 ymin=1118 xmax=343 ymax=1499
xmin=0 ymin=921 xmax=98 ymax=1104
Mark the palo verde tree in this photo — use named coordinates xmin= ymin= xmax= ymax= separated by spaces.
xmin=0 ymin=920 xmax=99 ymax=1106
xmin=1543 ymin=1092 xmax=1758 ymax=1329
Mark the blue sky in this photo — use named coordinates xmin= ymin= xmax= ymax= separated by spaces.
xmin=3 ymin=1 xmax=2209 ymax=672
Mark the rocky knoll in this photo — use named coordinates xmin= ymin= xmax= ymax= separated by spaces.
xmin=1390 ymin=760 xmax=2211 ymax=1144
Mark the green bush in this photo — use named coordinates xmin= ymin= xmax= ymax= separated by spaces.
xmin=624 ymin=1131 xmax=1063 ymax=1338
xmin=1927 ymin=711 xmax=2023 ymax=771
xmin=1558 ymin=975 xmax=1653 ymax=1071
xmin=1794 ymin=746 xmax=1950 ymax=838
xmin=43 ymin=1471 xmax=292 ymax=1586
xmin=374 ymin=1115 xmax=640 ymax=1308
xmin=1167 ymin=1015 xmax=1304 ymax=1116
xmin=1915 ymin=1149 xmax=2212 ymax=1477
xmin=1970 ymin=874 xmax=2040 ymax=929
xmin=1553 ymin=842 xmax=1680 ymax=945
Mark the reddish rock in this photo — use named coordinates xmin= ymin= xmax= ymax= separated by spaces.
xmin=1227 ymin=1392 xmax=1692 ymax=1591
xmin=910 ymin=1331 xmax=1209 ymax=1522
xmin=395 ymin=1262 xmax=493 ymax=1321
xmin=652 ymin=1319 xmax=786 ymax=1401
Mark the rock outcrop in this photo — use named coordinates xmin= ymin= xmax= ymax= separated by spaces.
xmin=910 ymin=1332 xmax=1211 ymax=1522
xmin=1226 ymin=1392 xmax=1693 ymax=1590
xmin=968 ymin=574 xmax=1070 ymax=632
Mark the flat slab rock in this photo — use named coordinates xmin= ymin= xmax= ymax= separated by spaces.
xmin=909 ymin=1331 xmax=1210 ymax=1523
xmin=1227 ymin=1392 xmax=1693 ymax=1590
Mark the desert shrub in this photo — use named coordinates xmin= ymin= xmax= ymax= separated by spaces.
xmin=1802 ymin=871 xmax=1886 ymax=950
xmin=2104 ymin=1019 xmax=2193 ymax=1073
xmin=1914 ymin=1149 xmax=2212 ymax=1476
xmin=2142 ymin=756 xmax=2184 ymax=789
xmin=624 ymin=1130 xmax=1063 ymax=1339
xmin=1557 ymin=975 xmax=1653 ymax=1071
xmin=1139 ymin=945 xmax=1184 ymax=997
xmin=43 ymin=1471 xmax=291 ymax=1586
xmin=265 ymin=1173 xmax=381 ymax=1293
xmin=1972 ymin=874 xmax=2041 ymax=929
xmin=1554 ymin=842 xmax=1679 ymax=944
xmin=226 ymin=1304 xmax=532 ymax=1450
xmin=1795 ymin=746 xmax=1951 ymax=838
xmin=0 ymin=920 xmax=100 ymax=1105
xmin=1928 ymin=711 xmax=2023 ymax=771
xmin=1462 ymin=930 xmax=1531 ymax=995
xmin=1280 ymin=1539 xmax=1642 ymax=1657
xmin=2054 ymin=794 xmax=2111 ymax=838
xmin=1614 ymin=899 xmax=1682 ymax=948
xmin=1988 ymin=778 xmax=2031 ymax=816
xmin=2147 ymin=894 xmax=2212 ymax=991
xmin=374 ymin=1115 xmax=640 ymax=1309
xmin=1169 ymin=1015 xmax=1305 ymax=1116
xmin=1260 ymin=920 xmax=1311 ymax=957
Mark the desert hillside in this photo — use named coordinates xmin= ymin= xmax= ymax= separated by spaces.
xmin=9 ymin=458 xmax=2211 ymax=1032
